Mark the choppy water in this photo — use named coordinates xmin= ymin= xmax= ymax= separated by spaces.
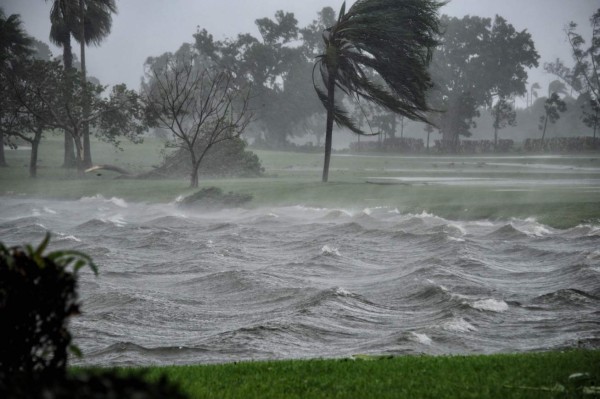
xmin=1 ymin=195 xmax=599 ymax=366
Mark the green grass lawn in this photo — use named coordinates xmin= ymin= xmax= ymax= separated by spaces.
xmin=92 ymin=351 xmax=600 ymax=399
xmin=2 ymin=136 xmax=600 ymax=228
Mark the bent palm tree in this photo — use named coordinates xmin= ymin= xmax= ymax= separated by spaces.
xmin=314 ymin=0 xmax=444 ymax=182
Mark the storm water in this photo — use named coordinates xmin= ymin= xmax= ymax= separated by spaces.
xmin=1 ymin=195 xmax=599 ymax=366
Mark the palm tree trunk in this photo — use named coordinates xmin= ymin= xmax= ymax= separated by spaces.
xmin=80 ymin=0 xmax=92 ymax=169
xmin=541 ymin=116 xmax=549 ymax=151
xmin=322 ymin=74 xmax=336 ymax=183
xmin=62 ymin=38 xmax=77 ymax=168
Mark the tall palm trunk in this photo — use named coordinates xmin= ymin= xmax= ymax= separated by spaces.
xmin=322 ymin=72 xmax=336 ymax=183
xmin=540 ymin=116 xmax=549 ymax=151
xmin=79 ymin=0 xmax=92 ymax=168
xmin=61 ymin=35 xmax=77 ymax=168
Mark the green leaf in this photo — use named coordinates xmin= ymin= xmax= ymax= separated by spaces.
xmin=583 ymin=386 xmax=600 ymax=395
xmin=338 ymin=1 xmax=347 ymax=23
xmin=35 ymin=232 xmax=51 ymax=257
xmin=69 ymin=344 xmax=83 ymax=358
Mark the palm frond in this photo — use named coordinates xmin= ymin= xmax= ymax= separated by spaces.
xmin=313 ymin=65 xmax=365 ymax=135
xmin=316 ymin=0 xmax=445 ymax=129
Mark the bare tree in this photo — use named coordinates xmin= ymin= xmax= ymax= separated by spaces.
xmin=143 ymin=51 xmax=252 ymax=188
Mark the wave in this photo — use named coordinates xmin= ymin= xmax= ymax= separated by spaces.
xmin=486 ymin=224 xmax=529 ymax=239
xmin=471 ymin=299 xmax=509 ymax=313
xmin=80 ymin=194 xmax=129 ymax=208
xmin=531 ymin=289 xmax=600 ymax=308
xmin=409 ymin=332 xmax=433 ymax=345
xmin=442 ymin=317 xmax=478 ymax=333
xmin=75 ymin=218 xmax=125 ymax=230
xmin=3 ymin=197 xmax=599 ymax=365
xmin=321 ymin=245 xmax=341 ymax=257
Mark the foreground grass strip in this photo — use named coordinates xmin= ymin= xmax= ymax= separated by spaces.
xmin=114 ymin=351 xmax=600 ymax=399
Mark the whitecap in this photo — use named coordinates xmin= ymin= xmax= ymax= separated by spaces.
xmin=321 ymin=245 xmax=341 ymax=257
xmin=472 ymin=298 xmax=509 ymax=313
xmin=56 ymin=233 xmax=82 ymax=242
xmin=80 ymin=194 xmax=105 ymax=202
xmin=511 ymin=220 xmax=551 ymax=237
xmin=334 ymin=287 xmax=352 ymax=296
xmin=472 ymin=220 xmax=495 ymax=227
xmin=447 ymin=223 xmax=467 ymax=236
xmin=362 ymin=208 xmax=372 ymax=216
xmin=103 ymin=215 xmax=127 ymax=227
xmin=80 ymin=194 xmax=128 ymax=208
xmin=417 ymin=210 xmax=436 ymax=218
xmin=108 ymin=197 xmax=128 ymax=208
xmin=43 ymin=207 xmax=57 ymax=214
xmin=442 ymin=318 xmax=477 ymax=332
xmin=410 ymin=332 xmax=432 ymax=345
xmin=292 ymin=205 xmax=328 ymax=213
xmin=448 ymin=236 xmax=466 ymax=242
xmin=587 ymin=226 xmax=600 ymax=237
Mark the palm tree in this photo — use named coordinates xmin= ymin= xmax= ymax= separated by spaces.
xmin=0 ymin=9 xmax=33 ymax=167
xmin=45 ymin=0 xmax=78 ymax=168
xmin=313 ymin=0 xmax=444 ymax=182
xmin=74 ymin=0 xmax=117 ymax=168
xmin=46 ymin=0 xmax=116 ymax=169
xmin=47 ymin=0 xmax=78 ymax=167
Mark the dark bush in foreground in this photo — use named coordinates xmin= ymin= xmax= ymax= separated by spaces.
xmin=0 ymin=235 xmax=190 ymax=399
xmin=0 ymin=235 xmax=96 ymax=377
xmin=4 ymin=371 xmax=189 ymax=399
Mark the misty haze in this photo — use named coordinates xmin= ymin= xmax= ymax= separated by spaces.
xmin=1 ymin=0 xmax=599 ymax=397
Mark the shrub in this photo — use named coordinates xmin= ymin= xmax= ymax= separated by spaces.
xmin=0 ymin=235 xmax=190 ymax=399
xmin=0 ymin=234 xmax=97 ymax=377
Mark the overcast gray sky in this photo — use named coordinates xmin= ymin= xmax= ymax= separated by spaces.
xmin=2 ymin=0 xmax=598 ymax=100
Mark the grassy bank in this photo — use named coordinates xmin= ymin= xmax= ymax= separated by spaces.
xmin=2 ymin=136 xmax=600 ymax=228
xmin=101 ymin=351 xmax=600 ymax=398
